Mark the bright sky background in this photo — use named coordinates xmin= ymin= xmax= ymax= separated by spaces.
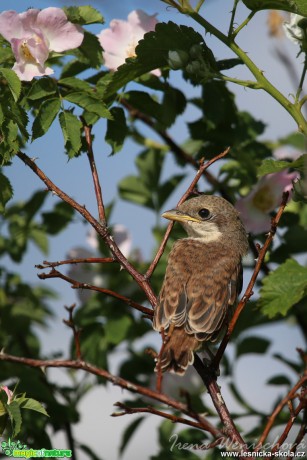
xmin=2 ymin=1 xmax=306 ymax=459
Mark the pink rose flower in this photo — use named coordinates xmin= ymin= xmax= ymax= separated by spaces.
xmin=235 ymin=170 xmax=299 ymax=234
xmin=97 ymin=10 xmax=160 ymax=76
xmin=0 ymin=8 xmax=84 ymax=81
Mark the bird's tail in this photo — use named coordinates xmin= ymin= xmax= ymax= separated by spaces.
xmin=155 ymin=326 xmax=199 ymax=375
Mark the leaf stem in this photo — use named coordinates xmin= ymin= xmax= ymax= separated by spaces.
xmin=228 ymin=0 xmax=239 ymax=37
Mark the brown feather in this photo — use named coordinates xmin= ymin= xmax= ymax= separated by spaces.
xmin=153 ymin=195 xmax=248 ymax=375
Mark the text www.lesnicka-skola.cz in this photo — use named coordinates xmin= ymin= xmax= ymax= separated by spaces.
xmin=220 ymin=451 xmax=305 ymax=457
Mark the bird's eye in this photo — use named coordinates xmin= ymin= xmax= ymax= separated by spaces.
xmin=198 ymin=208 xmax=210 ymax=219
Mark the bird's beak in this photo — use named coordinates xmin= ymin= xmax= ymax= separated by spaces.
xmin=162 ymin=209 xmax=201 ymax=223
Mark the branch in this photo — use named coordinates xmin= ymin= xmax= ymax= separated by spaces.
xmin=63 ymin=304 xmax=82 ymax=360
xmin=193 ymin=355 xmax=247 ymax=453
xmin=112 ymin=401 xmax=211 ymax=431
xmin=0 ymin=352 xmax=223 ymax=440
xmin=35 ymin=257 xmax=115 ymax=269
xmin=212 ymin=191 xmax=290 ymax=369
xmin=145 ymin=147 xmax=230 ymax=278
xmin=38 ymin=268 xmax=152 ymax=316
xmin=17 ymin=151 xmax=157 ymax=308
xmin=271 ymin=398 xmax=306 ymax=454
xmin=255 ymin=372 xmax=307 ymax=451
xmin=82 ymin=121 xmax=106 ymax=223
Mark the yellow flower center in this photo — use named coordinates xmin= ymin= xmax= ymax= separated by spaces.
xmin=252 ymin=185 xmax=275 ymax=212
xmin=20 ymin=35 xmax=42 ymax=63
xmin=126 ymin=37 xmax=138 ymax=58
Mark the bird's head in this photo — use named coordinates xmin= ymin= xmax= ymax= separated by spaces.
xmin=162 ymin=195 xmax=248 ymax=251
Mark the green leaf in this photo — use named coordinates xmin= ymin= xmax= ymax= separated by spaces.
xmin=42 ymin=202 xmax=74 ymax=235
xmin=26 ymin=78 xmax=57 ymax=101
xmin=77 ymin=31 xmax=103 ymax=69
xmin=105 ymin=107 xmax=128 ymax=155
xmin=119 ymin=417 xmax=145 ymax=455
xmin=6 ymin=400 xmax=22 ymax=437
xmin=59 ymin=77 xmax=92 ymax=91
xmin=0 ymin=172 xmax=13 ymax=213
xmin=0 ymin=68 xmax=21 ymax=102
xmin=79 ymin=444 xmax=103 ymax=460
xmin=63 ymin=6 xmax=104 ymax=25
xmin=29 ymin=227 xmax=49 ymax=254
xmin=104 ymin=22 xmax=205 ymax=98
xmin=259 ymin=259 xmax=307 ymax=318
xmin=217 ymin=58 xmax=243 ymax=71
xmin=277 ymin=131 xmax=306 ymax=150
xmin=32 ymin=98 xmax=61 ymax=141
xmin=236 ymin=336 xmax=270 ymax=357
xmin=242 ymin=0 xmax=307 ymax=16
xmin=105 ymin=316 xmax=133 ymax=345
xmin=257 ymin=154 xmax=307 ymax=176
xmin=119 ymin=175 xmax=154 ymax=208
xmin=64 ymin=92 xmax=112 ymax=119
xmin=59 ymin=110 xmax=82 ymax=156
xmin=18 ymin=397 xmax=49 ymax=417
xmin=267 ymin=375 xmax=291 ymax=386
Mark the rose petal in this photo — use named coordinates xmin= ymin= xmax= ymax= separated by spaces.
xmin=36 ymin=7 xmax=84 ymax=52
xmin=13 ymin=61 xmax=53 ymax=81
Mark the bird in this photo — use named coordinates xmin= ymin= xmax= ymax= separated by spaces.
xmin=153 ymin=194 xmax=249 ymax=375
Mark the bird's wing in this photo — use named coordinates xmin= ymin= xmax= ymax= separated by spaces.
xmin=185 ymin=259 xmax=242 ymax=340
xmin=153 ymin=239 xmax=242 ymax=341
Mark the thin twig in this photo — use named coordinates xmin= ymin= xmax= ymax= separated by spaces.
xmin=145 ymin=147 xmax=230 ymax=278
xmin=212 ymin=191 xmax=290 ymax=369
xmin=194 ymin=355 xmax=247 ymax=453
xmin=36 ymin=257 xmax=115 ymax=269
xmin=271 ymin=398 xmax=306 ymax=454
xmin=0 ymin=352 xmax=223 ymax=439
xmin=63 ymin=304 xmax=82 ymax=360
xmin=38 ymin=268 xmax=152 ymax=316
xmin=82 ymin=121 xmax=106 ymax=223
xmin=255 ymin=372 xmax=307 ymax=451
xmin=17 ymin=151 xmax=157 ymax=307
xmin=112 ymin=402 xmax=207 ymax=430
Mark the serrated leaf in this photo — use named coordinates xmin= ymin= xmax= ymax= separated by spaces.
xmin=26 ymin=78 xmax=57 ymax=100
xmin=104 ymin=22 xmax=205 ymax=98
xmin=257 ymin=154 xmax=307 ymax=176
xmin=259 ymin=259 xmax=307 ymax=318
xmin=59 ymin=77 xmax=92 ymax=91
xmin=0 ymin=172 xmax=13 ymax=213
xmin=6 ymin=401 xmax=22 ymax=437
xmin=63 ymin=5 xmax=104 ymax=25
xmin=32 ymin=98 xmax=61 ymax=141
xmin=18 ymin=397 xmax=49 ymax=417
xmin=64 ymin=92 xmax=112 ymax=119
xmin=78 ymin=31 xmax=103 ymax=69
xmin=59 ymin=110 xmax=82 ymax=155
xmin=236 ymin=336 xmax=270 ymax=357
xmin=119 ymin=417 xmax=145 ymax=455
xmin=105 ymin=107 xmax=128 ymax=155
xmin=0 ymin=68 xmax=21 ymax=102
xmin=242 ymin=0 xmax=307 ymax=16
